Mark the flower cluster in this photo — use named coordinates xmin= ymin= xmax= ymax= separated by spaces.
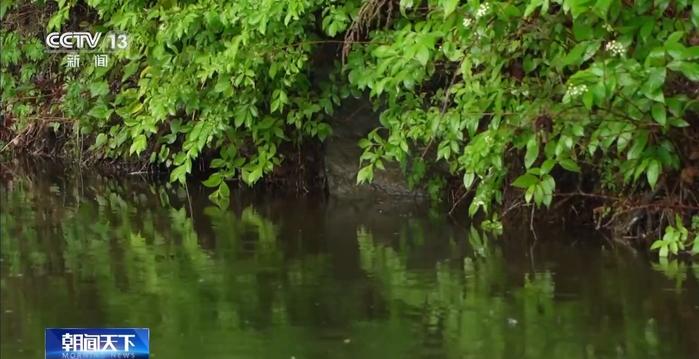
xmin=565 ymin=84 xmax=588 ymax=98
xmin=475 ymin=3 xmax=491 ymax=18
xmin=605 ymin=40 xmax=625 ymax=56
xmin=463 ymin=17 xmax=473 ymax=28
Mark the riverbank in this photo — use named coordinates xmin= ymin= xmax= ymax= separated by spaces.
xmin=2 ymin=0 xmax=698 ymax=254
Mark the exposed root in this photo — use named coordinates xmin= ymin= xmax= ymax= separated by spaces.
xmin=342 ymin=0 xmax=396 ymax=62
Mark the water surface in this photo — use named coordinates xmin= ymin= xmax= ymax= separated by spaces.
xmin=1 ymin=167 xmax=698 ymax=358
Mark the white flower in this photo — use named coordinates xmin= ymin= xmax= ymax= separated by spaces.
xmin=463 ymin=17 xmax=472 ymax=28
xmin=565 ymin=84 xmax=588 ymax=98
xmin=605 ymin=40 xmax=625 ymax=56
xmin=510 ymin=88 xmax=530 ymax=97
xmin=475 ymin=3 xmax=490 ymax=19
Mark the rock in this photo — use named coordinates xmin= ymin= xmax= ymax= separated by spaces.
xmin=324 ymin=97 xmax=422 ymax=198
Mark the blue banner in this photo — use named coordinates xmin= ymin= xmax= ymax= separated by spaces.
xmin=45 ymin=328 xmax=149 ymax=359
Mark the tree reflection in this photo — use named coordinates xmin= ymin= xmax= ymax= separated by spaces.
xmin=355 ymin=226 xmax=693 ymax=359
xmin=1 ymin=171 xmax=697 ymax=359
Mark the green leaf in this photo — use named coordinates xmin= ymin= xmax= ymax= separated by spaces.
xmin=645 ymin=46 xmax=666 ymax=68
xmin=593 ymin=0 xmax=611 ymax=18
xmin=442 ymin=0 xmax=459 ymax=17
xmin=525 ymin=136 xmax=539 ymax=168
xmin=524 ymin=0 xmax=543 ymax=17
xmin=561 ymin=42 xmax=588 ymax=67
xmin=559 ymin=159 xmax=581 ymax=173
xmin=541 ymin=159 xmax=556 ymax=174
xmin=512 ymin=173 xmax=538 ymax=189
xmin=89 ymin=81 xmax=110 ymax=98
xmin=542 ymin=189 xmax=552 ymax=207
xmin=219 ymin=181 xmax=230 ymax=197
xmin=668 ymin=117 xmax=690 ymax=128
xmin=572 ymin=21 xmax=593 ymax=41
xmin=651 ymin=103 xmax=666 ymax=126
xmin=670 ymin=241 xmax=679 ymax=254
xmin=541 ymin=175 xmax=555 ymax=194
xmin=650 ymin=239 xmax=664 ymax=250
xmin=121 ymin=61 xmax=140 ymax=82
xmin=590 ymin=82 xmax=606 ymax=106
xmin=372 ymin=46 xmax=394 ymax=58
xmin=129 ymin=134 xmax=147 ymax=156
xmin=627 ymin=131 xmax=649 ymax=160
xmin=647 ymin=159 xmax=661 ymax=188
xmin=244 ymin=167 xmax=263 ymax=185
xmin=203 ymin=173 xmax=222 ymax=188
xmin=639 ymin=18 xmax=655 ymax=42
xmin=463 ymin=172 xmax=475 ymax=189
xmin=88 ymin=104 xmax=113 ymax=120
xmin=525 ymin=185 xmax=535 ymax=203
xmin=170 ymin=163 xmax=189 ymax=184
xmin=640 ymin=68 xmax=666 ymax=103
xmin=533 ymin=184 xmax=545 ymax=205
xmin=665 ymin=31 xmax=684 ymax=45
xmin=668 ymin=60 xmax=699 ymax=82
xmin=46 ymin=7 xmax=69 ymax=31
xmin=582 ymin=91 xmax=593 ymax=110
xmin=562 ymin=41 xmax=601 ymax=68
xmin=357 ymin=165 xmax=373 ymax=184
xmin=665 ymin=42 xmax=686 ymax=61
xmin=94 ymin=133 xmax=108 ymax=148
xmin=415 ymin=46 xmax=429 ymax=66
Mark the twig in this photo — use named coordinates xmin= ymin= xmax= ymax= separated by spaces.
xmin=420 ymin=57 xmax=464 ymax=159
xmin=554 ymin=191 xmax=621 ymax=201
xmin=529 ymin=205 xmax=538 ymax=242
xmin=448 ymin=187 xmax=473 ymax=215
xmin=616 ymin=203 xmax=699 ymax=215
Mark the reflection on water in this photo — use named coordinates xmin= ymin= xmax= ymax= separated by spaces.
xmin=1 ymin=167 xmax=698 ymax=358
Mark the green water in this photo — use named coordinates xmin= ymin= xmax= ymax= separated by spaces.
xmin=1 ymin=168 xmax=698 ymax=358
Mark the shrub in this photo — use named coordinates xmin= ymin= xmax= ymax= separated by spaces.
xmin=345 ymin=0 xmax=699 ymax=252
xmin=2 ymin=0 xmax=698 ymax=252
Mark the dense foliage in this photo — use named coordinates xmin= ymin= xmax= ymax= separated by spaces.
xmin=1 ymin=0 xmax=698 ymax=254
